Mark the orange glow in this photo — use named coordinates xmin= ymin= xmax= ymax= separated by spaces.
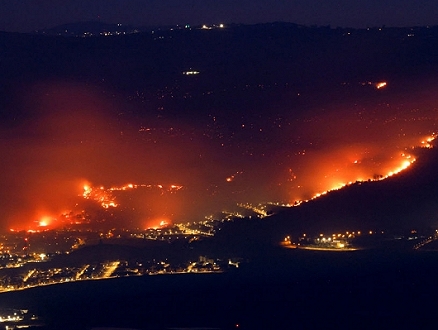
xmin=35 ymin=214 xmax=56 ymax=230
xmin=147 ymin=218 xmax=171 ymax=229
xmin=9 ymin=212 xmax=60 ymax=232
xmin=285 ymin=149 xmax=418 ymax=207
xmin=39 ymin=220 xmax=48 ymax=227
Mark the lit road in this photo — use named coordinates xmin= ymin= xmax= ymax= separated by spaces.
xmin=297 ymin=246 xmax=359 ymax=252
xmin=23 ymin=269 xmax=36 ymax=282
xmin=101 ymin=261 xmax=120 ymax=278
xmin=413 ymin=232 xmax=438 ymax=250
xmin=75 ymin=264 xmax=89 ymax=280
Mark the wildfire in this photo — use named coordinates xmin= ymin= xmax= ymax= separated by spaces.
xmin=9 ymin=214 xmax=57 ymax=232
xmin=81 ymin=181 xmax=185 ymax=210
xmin=147 ymin=219 xmax=170 ymax=229
xmin=39 ymin=220 xmax=49 ymax=227
xmin=82 ymin=184 xmax=118 ymax=208
xmin=420 ymin=133 xmax=437 ymax=148
xmin=283 ymin=146 xmax=422 ymax=209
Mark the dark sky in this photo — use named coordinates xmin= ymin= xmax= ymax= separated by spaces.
xmin=1 ymin=0 xmax=438 ymax=32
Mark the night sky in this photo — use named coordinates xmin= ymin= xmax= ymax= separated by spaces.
xmin=2 ymin=0 xmax=438 ymax=32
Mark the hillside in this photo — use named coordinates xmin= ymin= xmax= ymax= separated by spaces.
xmin=206 ymin=144 xmax=438 ymax=253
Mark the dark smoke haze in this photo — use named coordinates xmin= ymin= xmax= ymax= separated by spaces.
xmin=1 ymin=78 xmax=438 ymax=230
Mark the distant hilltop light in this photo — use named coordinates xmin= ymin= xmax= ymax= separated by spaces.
xmin=183 ymin=70 xmax=200 ymax=75
xmin=201 ymin=24 xmax=225 ymax=30
xmin=357 ymin=81 xmax=388 ymax=89
xmin=375 ymin=81 xmax=387 ymax=89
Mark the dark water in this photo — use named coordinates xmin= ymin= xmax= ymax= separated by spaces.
xmin=0 ymin=249 xmax=437 ymax=329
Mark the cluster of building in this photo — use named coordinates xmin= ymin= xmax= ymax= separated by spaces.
xmin=0 ymin=308 xmax=40 ymax=329
xmin=130 ymin=217 xmax=222 ymax=241
xmin=282 ymin=231 xmax=363 ymax=250
xmin=282 ymin=228 xmax=438 ymax=251
xmin=0 ymin=256 xmax=233 ymax=293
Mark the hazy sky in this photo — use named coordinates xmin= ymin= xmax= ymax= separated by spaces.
xmin=1 ymin=0 xmax=438 ymax=32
